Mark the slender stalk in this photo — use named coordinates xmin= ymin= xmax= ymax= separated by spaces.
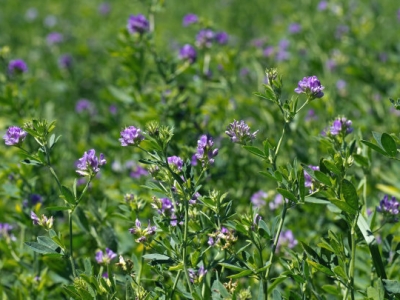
xmin=137 ymin=247 xmax=146 ymax=285
xmin=264 ymin=203 xmax=288 ymax=295
xmin=345 ymin=214 xmax=359 ymax=300
xmin=272 ymin=123 xmax=288 ymax=169
xmin=68 ymin=211 xmax=76 ymax=277
xmin=171 ymin=270 xmax=182 ymax=298
xmin=182 ymin=197 xmax=194 ymax=295
xmin=295 ymin=99 xmax=310 ymax=114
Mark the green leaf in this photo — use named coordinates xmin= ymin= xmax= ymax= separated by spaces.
xmin=276 ymin=188 xmax=297 ymax=203
xmin=353 ymin=154 xmax=369 ymax=167
xmin=372 ymin=131 xmax=383 ymax=147
xmin=143 ymin=253 xmax=171 ymax=261
xmin=61 ymin=186 xmax=75 ymax=205
xmin=84 ymin=258 xmax=92 ymax=276
xmin=46 ymin=206 xmax=70 ymax=211
xmin=306 ymin=259 xmax=334 ymax=276
xmin=329 ymin=198 xmax=357 ymax=215
xmin=322 ymin=285 xmax=340 ymax=295
xmin=243 ymin=146 xmax=265 ymax=159
xmin=227 ymin=269 xmax=253 ymax=279
xmin=108 ymin=85 xmax=134 ymax=104
xmin=383 ymin=279 xmax=400 ymax=294
xmin=322 ymin=159 xmax=341 ymax=176
xmin=272 ymin=289 xmax=282 ymax=300
xmin=298 ymin=168 xmax=305 ymax=202
xmin=21 ymin=159 xmax=43 ymax=166
xmin=259 ymin=171 xmax=278 ymax=181
xmin=218 ymin=263 xmax=247 ymax=272
xmin=305 ymin=197 xmax=330 ymax=205
xmin=37 ymin=236 xmax=62 ymax=252
xmin=258 ymin=219 xmax=271 ymax=237
xmin=381 ymin=133 xmax=397 ymax=157
xmin=333 ymin=266 xmax=347 ymax=280
xmin=314 ymin=171 xmax=332 ymax=187
xmin=341 ymin=179 xmax=358 ymax=210
xmin=25 ymin=242 xmax=62 ymax=255
xmin=361 ymin=140 xmax=388 ymax=156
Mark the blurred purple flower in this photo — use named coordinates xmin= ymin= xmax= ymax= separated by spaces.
xmin=179 ymin=44 xmax=197 ymax=63
xmin=129 ymin=219 xmax=157 ymax=243
xmin=379 ymin=52 xmax=388 ymax=63
xmin=336 ymin=79 xmax=346 ymax=91
xmin=119 ymin=126 xmax=144 ymax=146
xmin=277 ymin=230 xmax=298 ymax=250
xmin=269 ymin=194 xmax=284 ymax=210
xmin=75 ymin=99 xmax=96 ymax=115
xmin=251 ymin=190 xmax=268 ymax=208
xmin=30 ymin=211 xmax=53 ymax=229
xmin=25 ymin=8 xmax=38 ymax=21
xmin=127 ymin=14 xmax=149 ymax=34
xmin=294 ymin=76 xmax=324 ymax=99
xmin=239 ymin=68 xmax=249 ymax=77
xmin=3 ymin=126 xmax=27 ymax=146
xmin=0 ymin=223 xmax=16 ymax=241
xmin=225 ymin=120 xmax=259 ymax=145
xmin=183 ymin=13 xmax=198 ymax=26
xmin=98 ymin=3 xmax=111 ymax=15
xmin=76 ymin=149 xmax=106 ymax=176
xmin=263 ymin=46 xmax=274 ymax=57
xmin=304 ymin=165 xmax=320 ymax=188
xmin=279 ymin=39 xmax=290 ymax=50
xmin=109 ymin=104 xmax=117 ymax=115
xmin=130 ymin=165 xmax=148 ymax=178
xmin=44 ymin=15 xmax=57 ymax=28
xmin=58 ymin=54 xmax=73 ymax=69
xmin=318 ymin=1 xmax=328 ymax=11
xmin=196 ymin=29 xmax=215 ymax=48
xmin=325 ymin=59 xmax=337 ymax=72
xmin=8 ymin=59 xmax=28 ymax=74
xmin=335 ymin=25 xmax=349 ymax=39
xmin=95 ymin=248 xmax=117 ymax=264
xmin=288 ymin=23 xmax=301 ymax=34
xmin=168 ymin=156 xmax=184 ymax=171
xmin=194 ymin=135 xmax=218 ymax=167
xmin=215 ymin=31 xmax=229 ymax=45
xmin=305 ymin=109 xmax=318 ymax=121
xmin=330 ymin=117 xmax=353 ymax=136
xmin=46 ymin=32 xmax=63 ymax=45
xmin=377 ymin=195 xmax=399 ymax=222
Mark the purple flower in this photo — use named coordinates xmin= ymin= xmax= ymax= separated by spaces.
xmin=183 ymin=13 xmax=198 ymax=26
xmin=305 ymin=109 xmax=318 ymax=122
xmin=325 ymin=59 xmax=337 ymax=72
xmin=130 ymin=165 xmax=148 ymax=178
xmin=304 ymin=165 xmax=320 ymax=188
xmin=269 ymin=194 xmax=284 ymax=210
xmin=3 ymin=126 xmax=27 ymax=146
xmin=208 ymin=237 xmax=215 ymax=246
xmin=168 ymin=156 xmax=184 ymax=171
xmin=129 ymin=219 xmax=157 ymax=243
xmin=329 ymin=117 xmax=353 ymax=136
xmin=188 ymin=266 xmax=208 ymax=283
xmin=0 ymin=223 xmax=16 ymax=241
xmin=29 ymin=194 xmax=43 ymax=206
xmin=95 ymin=248 xmax=117 ymax=264
xmin=127 ymin=14 xmax=149 ymax=34
xmin=58 ymin=54 xmax=73 ymax=69
xmin=190 ymin=192 xmax=201 ymax=205
xmin=46 ymin=32 xmax=63 ymax=45
xmin=119 ymin=126 xmax=144 ymax=146
xmin=294 ymin=76 xmax=324 ymax=99
xmin=225 ymin=120 xmax=259 ymax=145
xmin=179 ymin=44 xmax=197 ymax=63
xmin=8 ymin=59 xmax=28 ymax=74
xmin=194 ymin=135 xmax=218 ymax=167
xmin=263 ymin=46 xmax=274 ymax=57
xmin=76 ymin=149 xmax=106 ymax=176
xmin=288 ymin=23 xmax=302 ymax=34
xmin=30 ymin=211 xmax=40 ymax=225
xmin=196 ymin=29 xmax=215 ymax=48
xmin=251 ymin=190 xmax=268 ymax=208
xmin=277 ymin=230 xmax=298 ymax=250
xmin=75 ymin=99 xmax=96 ymax=115
xmin=98 ymin=3 xmax=111 ymax=15
xmin=336 ymin=79 xmax=346 ymax=91
xmin=25 ymin=8 xmax=38 ymax=21
xmin=215 ymin=31 xmax=229 ymax=45
xmin=31 ymin=211 xmax=54 ymax=229
xmin=318 ymin=1 xmax=328 ymax=11
xmin=377 ymin=195 xmax=399 ymax=222
xmin=335 ymin=25 xmax=349 ymax=40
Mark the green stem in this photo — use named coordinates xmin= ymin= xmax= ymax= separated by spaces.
xmin=295 ymin=99 xmax=310 ymax=115
xmin=171 ymin=270 xmax=182 ymax=299
xmin=68 ymin=211 xmax=76 ymax=278
xmin=264 ymin=202 xmax=288 ymax=295
xmin=137 ymin=247 xmax=146 ymax=285
xmin=272 ymin=123 xmax=287 ymax=169
xmin=345 ymin=214 xmax=359 ymax=300
xmin=182 ymin=197 xmax=194 ymax=295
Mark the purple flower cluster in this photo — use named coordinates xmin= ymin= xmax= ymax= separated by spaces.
xmin=208 ymin=227 xmax=237 ymax=250
xmin=76 ymin=149 xmax=106 ymax=176
xmin=31 ymin=211 xmax=54 ymax=230
xmin=377 ymin=195 xmax=399 ymax=222
xmin=250 ymin=190 xmax=268 ymax=208
xmin=182 ymin=13 xmax=198 ymax=26
xmin=75 ymin=99 xmax=96 ymax=115
xmin=225 ymin=120 xmax=259 ymax=145
xmin=188 ymin=266 xmax=207 ymax=283
xmin=195 ymin=29 xmax=229 ymax=48
xmin=3 ymin=126 xmax=27 ymax=146
xmin=98 ymin=3 xmax=111 ymax=15
xmin=270 ymin=194 xmax=284 ymax=210
xmin=130 ymin=165 xmax=148 ymax=179
xmin=119 ymin=126 xmax=144 ymax=146
xmin=168 ymin=156 xmax=184 ymax=172
xmin=294 ymin=76 xmax=324 ymax=99
xmin=329 ymin=117 xmax=353 ymax=136
xmin=46 ymin=32 xmax=63 ymax=45
xmin=0 ymin=223 xmax=16 ymax=241
xmin=277 ymin=230 xmax=298 ymax=251
xmin=23 ymin=194 xmax=43 ymax=208
xmin=58 ymin=54 xmax=73 ymax=69
xmin=179 ymin=44 xmax=197 ymax=63
xmin=8 ymin=59 xmax=28 ymax=74
xmin=288 ymin=23 xmax=302 ymax=34
xmin=194 ymin=135 xmax=218 ymax=168
xmin=127 ymin=14 xmax=149 ymax=34
xmin=95 ymin=248 xmax=117 ymax=264
xmin=129 ymin=219 xmax=157 ymax=243
xmin=304 ymin=165 xmax=320 ymax=189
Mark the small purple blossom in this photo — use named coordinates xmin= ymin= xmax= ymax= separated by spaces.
xmin=377 ymin=195 xmax=399 ymax=222
xmin=335 ymin=25 xmax=349 ymax=40
xmin=119 ymin=126 xmax=144 ymax=146
xmin=95 ymin=248 xmax=117 ymax=264
xmin=75 ymin=99 xmax=96 ymax=115
xmin=288 ymin=23 xmax=302 ymax=34
xmin=3 ymin=126 xmax=27 ymax=146
xmin=58 ymin=54 xmax=73 ymax=69
xmin=127 ymin=14 xmax=149 ymax=34
xmin=196 ymin=29 xmax=215 ymax=48
xmin=0 ymin=223 xmax=16 ymax=241
xmin=330 ymin=117 xmax=353 ymax=136
xmin=179 ymin=44 xmax=197 ymax=64
xmin=225 ymin=120 xmax=259 ymax=145
xmin=305 ymin=109 xmax=318 ymax=122
xmin=31 ymin=211 xmax=40 ymax=225
xmin=304 ymin=165 xmax=320 ymax=189
xmin=294 ymin=76 xmax=324 ymax=99
xmin=277 ymin=230 xmax=298 ymax=250
xmin=270 ymin=194 xmax=284 ymax=210
xmin=188 ymin=266 xmax=208 ymax=283
xmin=251 ymin=190 xmax=268 ymax=208
xmin=190 ymin=192 xmax=201 ymax=205
xmin=130 ymin=165 xmax=148 ymax=178
xmin=98 ymin=3 xmax=111 ymax=15
xmin=326 ymin=59 xmax=337 ymax=72
xmin=336 ymin=79 xmax=346 ymax=91
xmin=168 ymin=156 xmax=184 ymax=171
xmin=215 ymin=31 xmax=229 ymax=45
xmin=263 ymin=46 xmax=274 ymax=57
xmin=129 ymin=219 xmax=157 ymax=243
xmin=183 ymin=13 xmax=198 ymax=26
xmin=30 ymin=211 xmax=54 ymax=229
xmin=76 ymin=149 xmax=106 ymax=176
xmin=8 ymin=59 xmax=28 ymax=74
xmin=109 ymin=104 xmax=118 ymax=115
xmin=46 ymin=32 xmax=63 ymax=45
xmin=25 ymin=8 xmax=38 ymax=21
xmin=318 ymin=1 xmax=328 ymax=11
xmin=194 ymin=135 xmax=218 ymax=167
